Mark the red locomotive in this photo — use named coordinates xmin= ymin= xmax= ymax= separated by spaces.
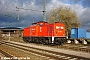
xmin=23 ymin=21 xmax=67 ymax=45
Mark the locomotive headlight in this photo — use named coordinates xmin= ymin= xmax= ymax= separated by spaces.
xmin=61 ymin=27 xmax=64 ymax=29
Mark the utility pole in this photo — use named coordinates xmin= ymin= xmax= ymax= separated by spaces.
xmin=16 ymin=0 xmax=46 ymax=21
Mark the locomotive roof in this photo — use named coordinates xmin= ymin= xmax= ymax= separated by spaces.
xmin=36 ymin=21 xmax=48 ymax=23
xmin=31 ymin=21 xmax=48 ymax=25
xmin=32 ymin=23 xmax=37 ymax=25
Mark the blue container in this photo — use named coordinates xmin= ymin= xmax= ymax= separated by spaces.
xmin=71 ymin=28 xmax=86 ymax=38
xmin=86 ymin=32 xmax=90 ymax=39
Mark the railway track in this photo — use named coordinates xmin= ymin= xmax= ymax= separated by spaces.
xmin=0 ymin=42 xmax=11 ymax=57
xmin=51 ymin=44 xmax=90 ymax=53
xmin=28 ymin=42 xmax=90 ymax=53
xmin=0 ymin=42 xmax=18 ymax=60
xmin=0 ymin=40 xmax=90 ymax=60
xmin=0 ymin=49 xmax=15 ymax=60
xmin=0 ymin=49 xmax=13 ymax=57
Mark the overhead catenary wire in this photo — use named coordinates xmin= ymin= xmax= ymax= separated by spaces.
xmin=16 ymin=0 xmax=46 ymax=22
xmin=16 ymin=7 xmax=43 ymax=12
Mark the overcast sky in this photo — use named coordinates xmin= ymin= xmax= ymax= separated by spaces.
xmin=0 ymin=0 xmax=90 ymax=29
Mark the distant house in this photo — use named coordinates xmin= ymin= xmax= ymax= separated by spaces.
xmin=0 ymin=27 xmax=23 ymax=37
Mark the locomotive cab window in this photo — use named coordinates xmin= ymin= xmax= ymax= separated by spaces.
xmin=32 ymin=23 xmax=36 ymax=26
xmin=38 ymin=24 xmax=41 ymax=26
xmin=38 ymin=23 xmax=43 ymax=26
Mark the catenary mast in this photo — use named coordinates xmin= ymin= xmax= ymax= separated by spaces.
xmin=43 ymin=0 xmax=46 ymax=22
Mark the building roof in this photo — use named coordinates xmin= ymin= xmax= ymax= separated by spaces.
xmin=0 ymin=27 xmax=23 ymax=30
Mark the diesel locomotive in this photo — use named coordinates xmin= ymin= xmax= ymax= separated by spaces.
xmin=23 ymin=21 xmax=67 ymax=45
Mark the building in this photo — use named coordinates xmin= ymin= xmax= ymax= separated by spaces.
xmin=0 ymin=27 xmax=23 ymax=38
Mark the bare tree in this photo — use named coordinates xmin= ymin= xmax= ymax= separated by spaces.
xmin=49 ymin=6 xmax=81 ymax=37
xmin=0 ymin=30 xmax=2 ymax=39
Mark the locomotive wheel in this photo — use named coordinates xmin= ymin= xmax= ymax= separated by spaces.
xmin=58 ymin=39 xmax=62 ymax=45
xmin=39 ymin=38 xmax=43 ymax=44
xmin=54 ymin=40 xmax=59 ymax=45
xmin=39 ymin=40 xmax=43 ymax=44
xmin=24 ymin=38 xmax=28 ymax=42
xmin=43 ymin=40 xmax=49 ymax=45
xmin=36 ymin=39 xmax=39 ymax=44
xmin=28 ymin=38 xmax=31 ymax=43
xmin=54 ymin=39 xmax=63 ymax=45
xmin=46 ymin=40 xmax=49 ymax=45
